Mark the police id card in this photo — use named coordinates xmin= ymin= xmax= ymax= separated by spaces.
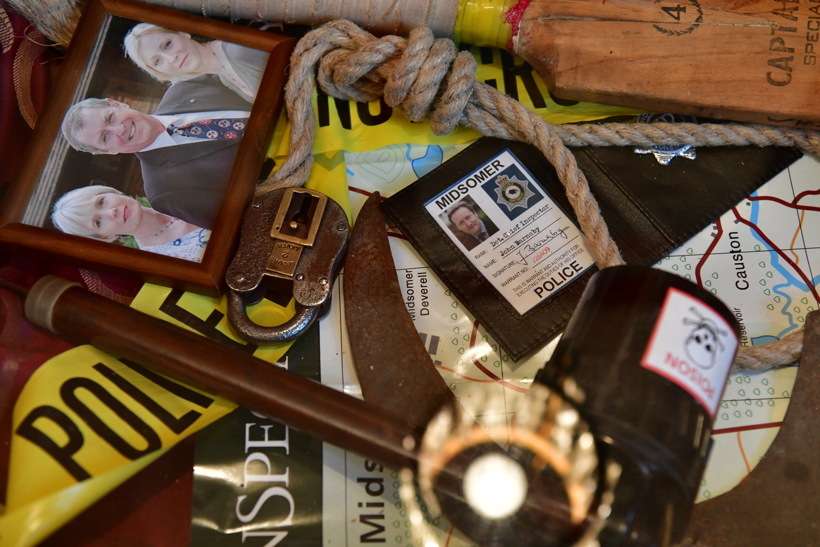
xmin=424 ymin=150 xmax=594 ymax=315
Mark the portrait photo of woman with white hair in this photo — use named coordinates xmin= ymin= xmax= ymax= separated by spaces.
xmin=52 ymin=184 xmax=210 ymax=263
xmin=123 ymin=23 xmax=269 ymax=103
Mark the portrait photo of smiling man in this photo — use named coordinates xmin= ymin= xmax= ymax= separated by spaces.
xmin=445 ymin=199 xmax=499 ymax=252
xmin=61 ymin=72 xmax=255 ymax=230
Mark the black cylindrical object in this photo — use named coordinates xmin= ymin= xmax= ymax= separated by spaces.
xmin=536 ymin=265 xmax=740 ymax=546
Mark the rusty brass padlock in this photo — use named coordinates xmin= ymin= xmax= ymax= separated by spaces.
xmin=226 ymin=187 xmax=349 ymax=344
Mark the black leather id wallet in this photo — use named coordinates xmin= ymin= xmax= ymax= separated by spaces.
xmin=381 ymin=138 xmax=801 ymax=361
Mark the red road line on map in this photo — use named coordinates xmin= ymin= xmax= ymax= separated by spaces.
xmin=444 ymin=524 xmax=455 ymax=547
xmin=712 ymin=421 xmax=782 ymax=435
xmin=469 ymin=321 xmax=528 ymax=393
xmin=737 ymin=431 xmax=752 ymax=473
xmin=731 ymin=208 xmax=820 ymax=303
xmin=348 ymin=186 xmax=379 ymax=198
xmin=747 ymin=199 xmax=820 ymax=213
xmin=387 ymin=232 xmax=407 ymax=240
xmin=434 ymin=364 xmax=496 ymax=383
xmin=794 ymin=188 xmax=820 ymax=201
xmin=789 ymin=209 xmax=806 ymax=264
xmin=695 ymin=218 xmax=723 ymax=287
xmin=747 ymin=188 xmax=820 ymax=211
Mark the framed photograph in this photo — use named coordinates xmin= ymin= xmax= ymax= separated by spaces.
xmin=0 ymin=0 xmax=296 ymax=295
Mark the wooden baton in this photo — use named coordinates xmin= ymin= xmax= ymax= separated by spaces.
xmin=22 ymin=275 xmax=422 ymax=471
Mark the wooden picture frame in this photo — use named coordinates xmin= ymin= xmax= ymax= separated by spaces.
xmin=0 ymin=0 xmax=296 ymax=295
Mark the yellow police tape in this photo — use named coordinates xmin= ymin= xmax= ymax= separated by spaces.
xmin=269 ymin=45 xmax=643 ymax=163
xmin=3 ymin=347 xmax=237 ymax=546
xmin=454 ymin=0 xmax=516 ymax=49
xmin=0 ymin=47 xmax=640 ymax=546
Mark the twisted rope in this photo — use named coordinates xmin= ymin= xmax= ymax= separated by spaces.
xmin=261 ymin=20 xmax=817 ymax=370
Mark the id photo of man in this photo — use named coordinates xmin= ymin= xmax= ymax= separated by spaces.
xmin=445 ymin=199 xmax=499 ymax=251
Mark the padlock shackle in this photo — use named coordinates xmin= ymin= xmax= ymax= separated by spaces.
xmin=227 ymin=290 xmax=320 ymax=344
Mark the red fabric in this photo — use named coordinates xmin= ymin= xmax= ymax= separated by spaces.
xmin=0 ymin=1 xmax=57 ymax=186
xmin=39 ymin=437 xmax=196 ymax=547
xmin=0 ymin=283 xmax=74 ymax=506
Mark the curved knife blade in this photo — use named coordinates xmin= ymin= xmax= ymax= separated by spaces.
xmin=679 ymin=310 xmax=820 ymax=547
xmin=344 ymin=192 xmax=456 ymax=430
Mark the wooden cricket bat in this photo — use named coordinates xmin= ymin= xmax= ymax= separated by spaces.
xmin=140 ymin=0 xmax=820 ymax=128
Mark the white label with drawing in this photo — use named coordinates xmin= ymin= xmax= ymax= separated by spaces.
xmin=641 ymin=288 xmax=739 ymax=417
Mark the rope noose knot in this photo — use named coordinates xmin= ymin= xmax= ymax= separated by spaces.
xmin=259 ymin=19 xmax=815 ymax=371
xmin=312 ymin=24 xmax=476 ymax=135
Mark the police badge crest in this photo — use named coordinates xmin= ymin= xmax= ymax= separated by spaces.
xmin=493 ymin=175 xmax=536 ymax=211
xmin=634 ymin=113 xmax=698 ymax=165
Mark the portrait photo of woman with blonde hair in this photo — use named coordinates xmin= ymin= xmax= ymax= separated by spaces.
xmin=124 ymin=23 xmax=269 ymax=102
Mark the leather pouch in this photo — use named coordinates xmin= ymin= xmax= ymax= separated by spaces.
xmin=381 ymin=138 xmax=801 ymax=361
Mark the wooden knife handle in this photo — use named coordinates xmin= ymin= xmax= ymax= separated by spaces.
xmin=517 ymin=0 xmax=820 ymax=127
